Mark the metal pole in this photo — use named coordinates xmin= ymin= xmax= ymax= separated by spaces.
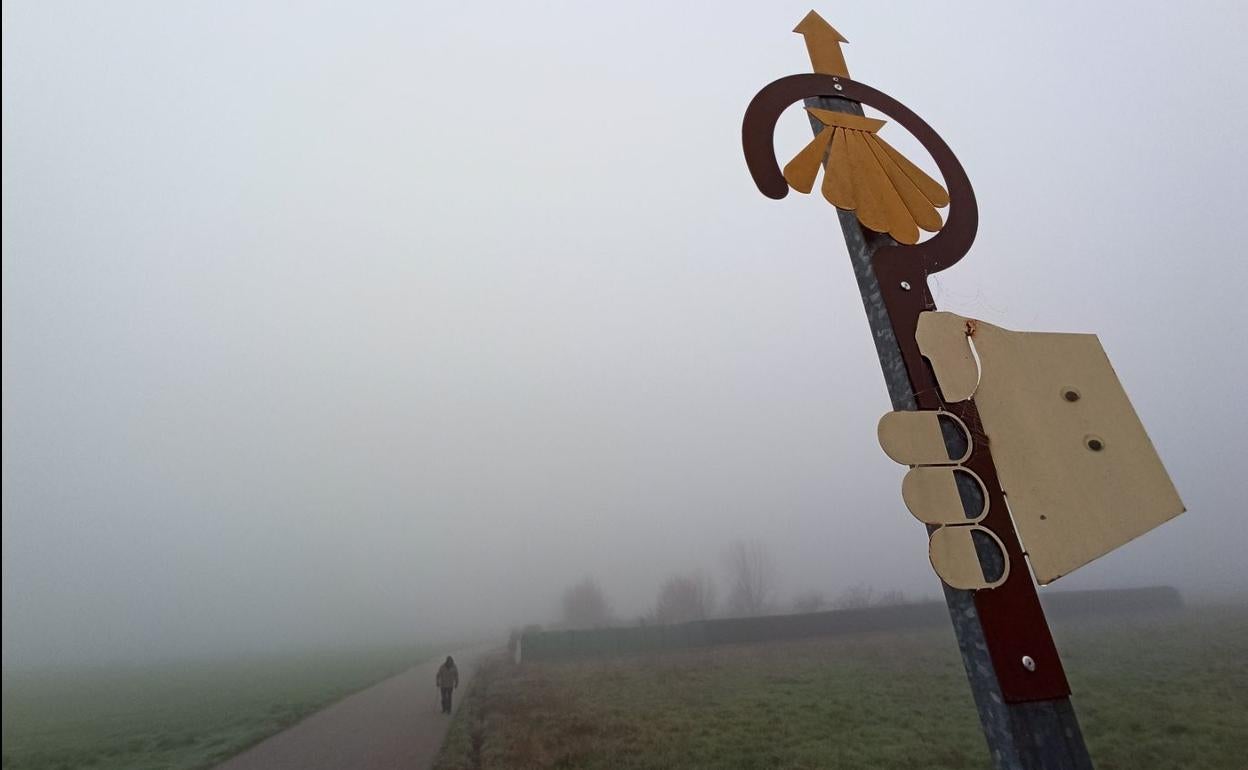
xmin=803 ymin=95 xmax=1094 ymax=770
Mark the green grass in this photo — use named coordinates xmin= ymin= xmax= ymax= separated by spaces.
xmin=2 ymin=644 xmax=433 ymax=770
xmin=434 ymin=605 xmax=1248 ymax=769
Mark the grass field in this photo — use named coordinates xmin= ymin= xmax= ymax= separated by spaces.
xmin=2 ymin=644 xmax=433 ymax=770
xmin=434 ymin=604 xmax=1248 ymax=769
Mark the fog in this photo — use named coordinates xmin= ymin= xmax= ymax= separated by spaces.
xmin=4 ymin=1 xmax=1247 ymax=669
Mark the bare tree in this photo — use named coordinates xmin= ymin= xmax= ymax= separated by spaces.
xmin=876 ymin=589 xmax=908 ymax=606
xmin=831 ymin=583 xmax=908 ymax=610
xmin=722 ymin=540 xmax=776 ymax=617
xmin=654 ymin=571 xmax=717 ymax=624
xmin=561 ymin=577 xmax=611 ymax=628
xmin=831 ymin=583 xmax=877 ymax=610
xmin=791 ymin=589 xmax=827 ymax=613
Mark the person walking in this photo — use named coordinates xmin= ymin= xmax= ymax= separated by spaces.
xmin=435 ymin=656 xmax=459 ymax=714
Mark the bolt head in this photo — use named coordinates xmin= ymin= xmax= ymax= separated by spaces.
xmin=1022 ymin=655 xmax=1037 ymax=672
xmin=900 ymin=281 xmax=912 ymax=291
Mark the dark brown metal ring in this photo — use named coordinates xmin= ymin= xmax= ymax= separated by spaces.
xmin=742 ymin=73 xmax=978 ymax=274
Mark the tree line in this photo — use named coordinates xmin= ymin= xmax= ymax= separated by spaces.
xmin=558 ymin=539 xmax=909 ymax=629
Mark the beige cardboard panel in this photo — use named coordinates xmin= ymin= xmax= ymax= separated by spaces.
xmin=903 ymin=466 xmax=988 ymax=525
xmin=929 ymin=525 xmax=1009 ymax=590
xmin=783 ymin=127 xmax=833 ymax=194
xmin=877 ymin=410 xmax=971 ymax=466
xmin=916 ymin=311 xmax=979 ymax=402
xmin=929 ymin=316 xmax=1185 ymax=584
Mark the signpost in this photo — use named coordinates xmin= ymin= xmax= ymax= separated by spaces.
xmin=741 ymin=12 xmax=1184 ymax=769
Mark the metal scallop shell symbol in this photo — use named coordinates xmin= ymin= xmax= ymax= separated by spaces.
xmin=783 ymin=108 xmax=949 ymax=245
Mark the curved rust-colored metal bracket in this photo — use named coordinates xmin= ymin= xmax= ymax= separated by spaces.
xmin=743 ymin=74 xmax=1071 ymax=704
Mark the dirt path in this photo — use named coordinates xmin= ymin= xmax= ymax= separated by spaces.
xmin=215 ymin=646 xmax=490 ymax=770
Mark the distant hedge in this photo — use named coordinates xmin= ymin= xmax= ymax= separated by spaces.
xmin=519 ymin=586 xmax=1182 ymax=663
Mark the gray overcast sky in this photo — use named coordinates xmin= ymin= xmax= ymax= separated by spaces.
xmin=4 ymin=1 xmax=1247 ymax=667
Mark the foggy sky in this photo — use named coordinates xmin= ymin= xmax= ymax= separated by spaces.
xmin=4 ymin=1 xmax=1247 ymax=668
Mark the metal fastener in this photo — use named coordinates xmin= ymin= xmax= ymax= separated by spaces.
xmin=900 ymin=281 xmax=912 ymax=291
xmin=834 ymin=84 xmax=844 ymax=91
xmin=1022 ymin=655 xmax=1036 ymax=672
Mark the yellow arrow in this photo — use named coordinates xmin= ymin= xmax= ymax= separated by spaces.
xmin=793 ymin=11 xmax=849 ymax=77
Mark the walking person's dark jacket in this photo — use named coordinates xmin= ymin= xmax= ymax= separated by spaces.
xmin=436 ymin=658 xmax=459 ymax=689
xmin=436 ymin=656 xmax=459 ymax=714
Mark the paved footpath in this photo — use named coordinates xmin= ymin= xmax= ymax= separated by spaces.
xmin=216 ymin=646 xmax=490 ymax=770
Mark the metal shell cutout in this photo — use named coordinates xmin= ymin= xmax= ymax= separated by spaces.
xmin=783 ymin=108 xmax=949 ymax=245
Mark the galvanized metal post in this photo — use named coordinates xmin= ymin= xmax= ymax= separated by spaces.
xmin=804 ymin=94 xmax=1094 ymax=770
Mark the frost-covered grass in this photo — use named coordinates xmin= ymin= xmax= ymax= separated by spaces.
xmin=436 ymin=604 xmax=1247 ymax=769
xmin=3 ymin=644 xmax=431 ymax=770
